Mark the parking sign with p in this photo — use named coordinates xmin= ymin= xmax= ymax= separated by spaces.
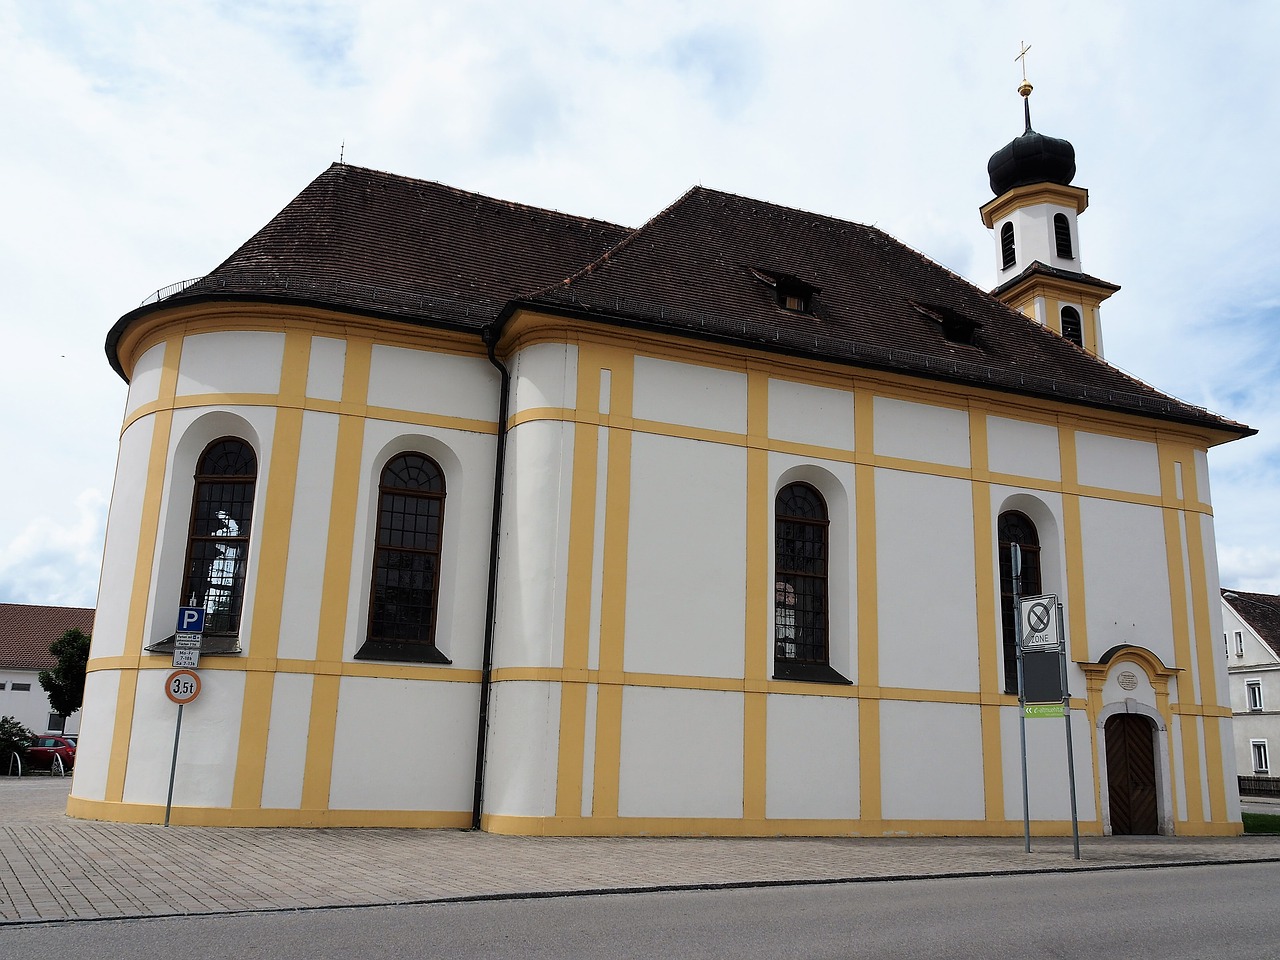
xmin=177 ymin=606 xmax=206 ymax=634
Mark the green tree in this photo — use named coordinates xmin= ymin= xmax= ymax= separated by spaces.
xmin=38 ymin=628 xmax=91 ymax=726
xmin=1 ymin=716 xmax=35 ymax=774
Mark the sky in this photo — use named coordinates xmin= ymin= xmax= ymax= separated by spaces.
xmin=1 ymin=0 xmax=1277 ymax=607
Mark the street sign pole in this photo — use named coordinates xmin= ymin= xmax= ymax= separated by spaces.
xmin=1059 ymin=603 xmax=1081 ymax=860
xmin=164 ymin=702 xmax=184 ymax=828
xmin=1012 ymin=543 xmax=1031 ymax=854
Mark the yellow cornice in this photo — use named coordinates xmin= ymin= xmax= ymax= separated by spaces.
xmin=980 ymin=182 xmax=1089 ymax=228
xmin=114 ymin=300 xmax=486 ymax=380
xmin=996 ymin=272 xmax=1117 ymax=310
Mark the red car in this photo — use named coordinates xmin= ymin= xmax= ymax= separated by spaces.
xmin=25 ymin=735 xmax=76 ymax=773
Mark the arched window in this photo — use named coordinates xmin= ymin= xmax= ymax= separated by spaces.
xmin=1054 ymin=213 xmax=1074 ymax=259
xmin=1000 ymin=222 xmax=1016 ymax=269
xmin=358 ymin=453 xmax=451 ymax=663
xmin=774 ymin=482 xmax=837 ymax=681
xmin=998 ymin=511 xmax=1041 ymax=695
xmin=1060 ymin=306 xmax=1083 ymax=347
xmin=181 ymin=438 xmax=256 ymax=637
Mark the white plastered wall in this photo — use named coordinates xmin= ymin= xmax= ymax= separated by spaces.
xmin=259 ymin=671 xmax=313 ymax=809
xmin=275 ymin=410 xmax=340 ymax=662
xmin=765 ymin=693 xmax=858 ymax=820
xmin=491 ymin=419 xmax=574 ymax=670
xmin=367 ymin=344 xmax=499 ymax=420
xmin=617 ymin=686 xmax=743 ymax=818
xmin=124 ymin=342 xmax=166 ymax=417
xmin=624 ymin=433 xmax=746 ymax=680
xmin=1000 ymin=706 xmax=1097 ymax=822
xmin=767 ymin=378 xmax=855 ymax=450
xmin=632 ymin=356 xmax=746 ymax=433
xmin=67 ymin=670 xmax=120 ymax=801
xmin=122 ymin=669 xmax=246 ymax=807
xmin=873 ymin=397 xmax=969 ymax=467
xmin=1079 ymin=498 xmax=1175 ymax=665
xmin=880 ymin=700 xmax=984 ymax=821
xmin=877 ymin=470 xmax=979 ymax=692
xmin=481 ymin=680 xmax=562 ymax=818
xmin=176 ymin=331 xmax=285 ymax=396
xmin=987 ymin=415 xmax=1061 ymax=482
xmin=510 ymin=342 xmax=577 ymax=414
xmin=90 ymin=416 xmax=155 ymax=660
xmin=329 ymin=675 xmax=478 ymax=812
xmin=1075 ymin=432 xmax=1161 ymax=496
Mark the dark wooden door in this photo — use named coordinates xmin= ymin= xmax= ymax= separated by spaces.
xmin=1105 ymin=714 xmax=1159 ymax=835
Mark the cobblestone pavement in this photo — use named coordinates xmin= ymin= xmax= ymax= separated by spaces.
xmin=4 ymin=778 xmax=1280 ymax=925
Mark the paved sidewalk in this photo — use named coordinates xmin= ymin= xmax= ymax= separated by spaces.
xmin=4 ymin=778 xmax=1280 ymax=925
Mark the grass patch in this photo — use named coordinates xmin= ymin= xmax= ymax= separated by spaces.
xmin=1242 ymin=811 xmax=1280 ymax=834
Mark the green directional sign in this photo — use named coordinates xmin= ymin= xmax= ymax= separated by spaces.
xmin=1024 ymin=702 xmax=1065 ymax=719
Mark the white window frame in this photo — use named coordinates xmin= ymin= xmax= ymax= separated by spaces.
xmin=1252 ymin=740 xmax=1270 ymax=775
xmin=1236 ymin=631 xmax=1245 ymax=657
xmin=1247 ymin=680 xmax=1264 ymax=713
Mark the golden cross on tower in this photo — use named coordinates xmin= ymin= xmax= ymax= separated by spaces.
xmin=1014 ymin=40 xmax=1034 ymax=130
xmin=1015 ymin=41 xmax=1032 ymax=82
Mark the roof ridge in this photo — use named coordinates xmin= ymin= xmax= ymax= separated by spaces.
xmin=328 ymin=163 xmax=631 ymax=232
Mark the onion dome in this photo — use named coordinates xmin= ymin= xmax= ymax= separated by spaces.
xmin=987 ymin=79 xmax=1076 ymax=195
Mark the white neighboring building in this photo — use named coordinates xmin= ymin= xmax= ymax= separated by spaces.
xmin=0 ymin=603 xmax=94 ymax=736
xmin=1221 ymin=590 xmax=1280 ymax=788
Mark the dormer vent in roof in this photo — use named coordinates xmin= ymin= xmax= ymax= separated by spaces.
xmin=914 ymin=302 xmax=980 ymax=346
xmin=750 ymin=267 xmax=820 ymax=313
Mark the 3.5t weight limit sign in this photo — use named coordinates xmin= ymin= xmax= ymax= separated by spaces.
xmin=165 ymin=669 xmax=201 ymax=705
xmin=1019 ymin=594 xmax=1061 ymax=651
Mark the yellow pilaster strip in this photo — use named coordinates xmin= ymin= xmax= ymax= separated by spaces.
xmin=555 ymin=349 xmax=602 ymax=817
xmin=106 ymin=334 xmax=183 ymax=803
xmin=854 ymin=386 xmax=881 ymax=821
xmin=1058 ymin=428 xmax=1090 ymax=663
xmin=232 ymin=330 xmax=312 ymax=809
xmin=1177 ymin=443 xmax=1228 ymax=822
xmin=1158 ymin=445 xmax=1203 ymax=823
xmin=591 ymin=348 xmax=633 ymax=819
xmin=300 ymin=337 xmax=371 ymax=811
xmin=970 ymin=408 xmax=1005 ymax=821
xmin=743 ymin=368 xmax=769 ymax=820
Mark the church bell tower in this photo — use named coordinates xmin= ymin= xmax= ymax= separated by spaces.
xmin=980 ymin=52 xmax=1118 ymax=357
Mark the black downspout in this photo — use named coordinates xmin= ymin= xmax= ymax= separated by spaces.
xmin=472 ymin=326 xmax=511 ymax=830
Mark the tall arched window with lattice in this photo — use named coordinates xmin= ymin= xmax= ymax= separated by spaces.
xmin=180 ymin=438 xmax=257 ymax=638
xmin=357 ymin=452 xmax=451 ymax=663
xmin=774 ymin=482 xmax=847 ymax=683
xmin=998 ymin=510 xmax=1041 ymax=695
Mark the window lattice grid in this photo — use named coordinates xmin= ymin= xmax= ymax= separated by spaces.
xmin=368 ymin=454 xmax=446 ymax=647
xmin=181 ymin=438 xmax=257 ymax=637
xmin=775 ymin=483 xmax=830 ymax=666
xmin=998 ymin=510 xmax=1041 ymax=694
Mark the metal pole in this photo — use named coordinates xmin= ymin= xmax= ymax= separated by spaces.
xmin=164 ymin=703 xmax=184 ymax=827
xmin=1059 ymin=603 xmax=1081 ymax=860
xmin=1013 ymin=543 xmax=1031 ymax=854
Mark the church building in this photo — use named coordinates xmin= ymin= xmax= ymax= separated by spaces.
xmin=69 ymin=86 xmax=1252 ymax=836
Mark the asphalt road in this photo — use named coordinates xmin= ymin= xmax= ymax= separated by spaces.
xmin=8 ymin=861 xmax=1280 ymax=959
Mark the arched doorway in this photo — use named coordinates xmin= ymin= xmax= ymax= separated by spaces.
xmin=1104 ymin=714 xmax=1159 ymax=835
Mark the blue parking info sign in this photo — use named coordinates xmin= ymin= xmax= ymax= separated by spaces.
xmin=176 ymin=607 xmax=206 ymax=635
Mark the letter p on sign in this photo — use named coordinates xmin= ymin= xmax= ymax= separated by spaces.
xmin=177 ymin=607 xmax=206 ymax=634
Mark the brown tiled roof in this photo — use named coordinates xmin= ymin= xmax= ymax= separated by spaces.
xmin=518 ymin=187 xmax=1248 ymax=434
xmin=107 ymin=168 xmax=1251 ymax=437
xmin=0 ymin=603 xmax=94 ymax=672
xmin=1223 ymin=590 xmax=1280 ymax=659
xmin=107 ymin=164 xmax=631 ymax=376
